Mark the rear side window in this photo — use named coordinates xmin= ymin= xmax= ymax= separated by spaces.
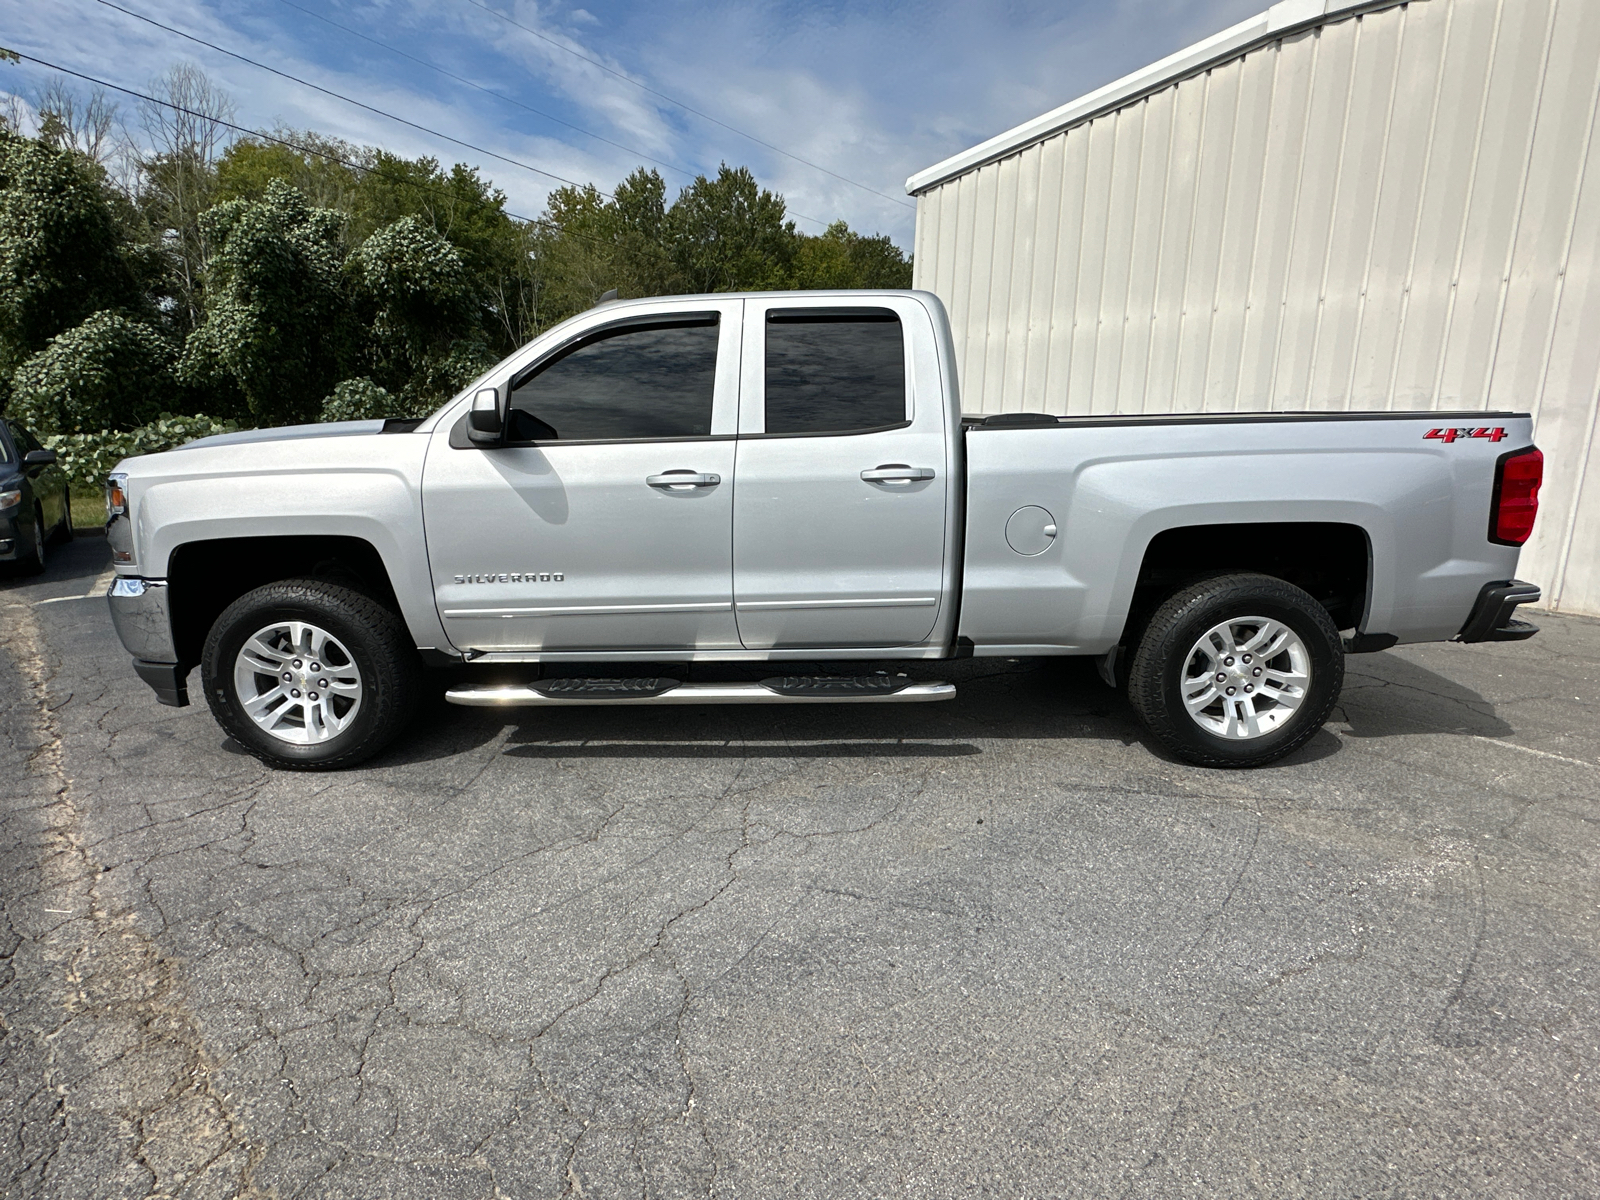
xmin=763 ymin=309 xmax=906 ymax=436
xmin=507 ymin=316 xmax=719 ymax=443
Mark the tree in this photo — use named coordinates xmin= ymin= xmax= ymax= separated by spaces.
xmin=347 ymin=151 xmax=537 ymax=353
xmin=793 ymin=220 xmax=912 ymax=289
xmin=35 ymin=80 xmax=122 ymax=167
xmin=346 ymin=214 xmax=492 ymax=413
xmin=136 ymin=65 xmax=235 ymax=332
xmin=664 ymin=164 xmax=796 ymax=294
xmin=0 ymin=131 xmax=144 ymax=394
xmin=529 ymin=168 xmax=681 ymax=324
xmin=9 ymin=309 xmax=174 ymax=433
xmin=179 ymin=180 xmax=354 ymax=424
xmin=214 ymin=131 xmax=361 ymax=215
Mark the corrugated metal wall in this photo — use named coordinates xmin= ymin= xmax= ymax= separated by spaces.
xmin=913 ymin=0 xmax=1600 ymax=617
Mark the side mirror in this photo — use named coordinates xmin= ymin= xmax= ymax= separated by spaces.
xmin=467 ymin=387 xmax=503 ymax=446
xmin=22 ymin=448 xmax=56 ymax=469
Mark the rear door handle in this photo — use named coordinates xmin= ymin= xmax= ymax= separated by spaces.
xmin=647 ymin=471 xmax=721 ymax=489
xmin=861 ymin=465 xmax=935 ymax=483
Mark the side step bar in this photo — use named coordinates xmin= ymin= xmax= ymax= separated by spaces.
xmin=445 ymin=673 xmax=956 ymax=707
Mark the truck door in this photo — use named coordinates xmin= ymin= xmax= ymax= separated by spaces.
xmin=732 ymin=300 xmax=949 ymax=649
xmin=423 ymin=300 xmax=741 ymax=653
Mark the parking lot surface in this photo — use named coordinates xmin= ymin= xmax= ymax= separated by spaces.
xmin=3 ymin=538 xmax=1597 ymax=1199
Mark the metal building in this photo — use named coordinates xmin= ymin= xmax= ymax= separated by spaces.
xmin=908 ymin=0 xmax=1600 ymax=617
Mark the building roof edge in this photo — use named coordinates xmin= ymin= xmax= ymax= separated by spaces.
xmin=905 ymin=0 xmax=1407 ymax=196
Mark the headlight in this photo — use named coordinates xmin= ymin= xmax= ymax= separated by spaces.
xmin=106 ymin=473 xmax=129 ymax=518
xmin=0 ymin=488 xmax=21 ymax=510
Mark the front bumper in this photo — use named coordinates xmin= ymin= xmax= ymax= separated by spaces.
xmin=0 ymin=510 xmax=19 ymax=559
xmin=107 ymin=577 xmax=191 ymax=706
xmin=1457 ymin=580 xmax=1542 ymax=643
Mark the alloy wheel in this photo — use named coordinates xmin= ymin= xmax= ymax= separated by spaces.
xmin=232 ymin=620 xmax=364 ymax=744
xmin=1179 ymin=615 xmax=1310 ymax=740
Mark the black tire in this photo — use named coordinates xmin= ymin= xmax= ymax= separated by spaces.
xmin=201 ymin=579 xmax=422 ymax=770
xmin=17 ymin=505 xmax=47 ymax=576
xmin=51 ymin=493 xmax=73 ymax=545
xmin=1127 ymin=573 xmax=1343 ymax=768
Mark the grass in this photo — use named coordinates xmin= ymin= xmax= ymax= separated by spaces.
xmin=70 ymin=489 xmax=108 ymax=533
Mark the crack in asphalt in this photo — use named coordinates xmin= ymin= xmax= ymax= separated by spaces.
xmin=0 ymin=601 xmax=270 ymax=1199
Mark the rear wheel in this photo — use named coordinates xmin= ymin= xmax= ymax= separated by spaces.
xmin=1127 ymin=573 xmax=1343 ymax=768
xmin=201 ymin=579 xmax=421 ymax=770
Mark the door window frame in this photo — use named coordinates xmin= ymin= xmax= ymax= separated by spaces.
xmin=445 ymin=298 xmax=744 ymax=450
xmin=737 ymin=295 xmax=932 ymax=438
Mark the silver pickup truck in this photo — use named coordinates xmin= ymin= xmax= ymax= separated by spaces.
xmin=103 ymin=289 xmax=1544 ymax=771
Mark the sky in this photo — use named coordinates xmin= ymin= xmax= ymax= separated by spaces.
xmin=1 ymin=0 xmax=1267 ymax=247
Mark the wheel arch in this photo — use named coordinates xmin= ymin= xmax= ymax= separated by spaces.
xmin=167 ymin=535 xmax=404 ymax=668
xmin=1117 ymin=521 xmax=1373 ymax=650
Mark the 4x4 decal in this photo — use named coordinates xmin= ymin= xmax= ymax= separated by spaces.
xmin=1425 ymin=426 xmax=1507 ymax=444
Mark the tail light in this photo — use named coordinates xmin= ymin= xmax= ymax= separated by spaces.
xmin=1489 ymin=447 xmax=1542 ymax=546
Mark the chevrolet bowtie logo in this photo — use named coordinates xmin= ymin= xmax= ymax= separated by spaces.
xmin=455 ymin=572 xmax=565 ymax=584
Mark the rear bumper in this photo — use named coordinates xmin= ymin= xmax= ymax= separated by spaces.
xmin=1457 ymin=579 xmax=1541 ymax=643
xmin=108 ymin=576 xmax=191 ymax=707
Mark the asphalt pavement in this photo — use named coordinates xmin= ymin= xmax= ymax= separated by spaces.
xmin=3 ymin=537 xmax=1597 ymax=1199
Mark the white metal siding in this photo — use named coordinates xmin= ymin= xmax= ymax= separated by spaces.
xmin=913 ymin=0 xmax=1600 ymax=617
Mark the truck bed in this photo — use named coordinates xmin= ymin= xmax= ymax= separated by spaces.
xmin=957 ymin=409 xmax=1532 ymax=655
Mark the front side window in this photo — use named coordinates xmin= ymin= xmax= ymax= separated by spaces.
xmin=507 ymin=316 xmax=719 ymax=443
xmin=763 ymin=309 xmax=906 ymax=436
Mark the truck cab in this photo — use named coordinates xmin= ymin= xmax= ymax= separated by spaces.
xmin=422 ymin=292 xmax=961 ymax=659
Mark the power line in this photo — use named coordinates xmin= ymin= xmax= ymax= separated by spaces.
xmin=271 ymin=0 xmax=698 ymax=183
xmin=89 ymin=0 xmax=834 ymax=232
xmin=3 ymin=51 xmax=629 ymax=251
xmin=90 ymin=0 xmax=606 ymax=196
xmin=267 ymin=0 xmax=831 ymax=232
xmin=461 ymin=0 xmax=916 ymax=213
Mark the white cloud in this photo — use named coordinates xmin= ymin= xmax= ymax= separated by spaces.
xmin=4 ymin=0 xmax=1268 ymax=245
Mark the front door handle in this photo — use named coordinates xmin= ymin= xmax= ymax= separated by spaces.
xmin=861 ymin=465 xmax=935 ymax=483
xmin=647 ymin=471 xmax=721 ymax=489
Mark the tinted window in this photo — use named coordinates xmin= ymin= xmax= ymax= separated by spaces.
xmin=763 ymin=310 xmax=906 ymax=436
xmin=507 ymin=317 xmax=719 ymax=443
xmin=0 ymin=423 xmax=12 ymax=463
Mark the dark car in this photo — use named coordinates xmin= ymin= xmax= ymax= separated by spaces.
xmin=0 ymin=418 xmax=72 ymax=576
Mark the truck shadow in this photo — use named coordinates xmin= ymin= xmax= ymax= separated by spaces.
xmin=1337 ymin=652 xmax=1515 ymax=740
xmin=16 ymin=535 xmax=1516 ymax=768
xmin=415 ymin=650 xmax=1512 ymax=769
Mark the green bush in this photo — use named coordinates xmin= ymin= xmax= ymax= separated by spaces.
xmin=41 ymin=412 xmax=239 ymax=493
xmin=9 ymin=309 xmax=176 ymax=434
xmin=319 ymin=376 xmax=398 ymax=422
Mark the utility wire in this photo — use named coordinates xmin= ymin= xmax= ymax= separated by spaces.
xmin=90 ymin=0 xmax=832 ymax=231
xmin=462 ymin=0 xmax=916 ymax=212
xmin=271 ymin=0 xmax=698 ymax=183
xmin=268 ymin=0 xmax=830 ymax=231
xmin=4 ymin=51 xmax=630 ymax=252
xmin=91 ymin=0 xmax=606 ymax=195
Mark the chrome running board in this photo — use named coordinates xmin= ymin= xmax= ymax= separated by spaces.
xmin=444 ymin=674 xmax=957 ymax=707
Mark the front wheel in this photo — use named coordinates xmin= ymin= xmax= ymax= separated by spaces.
xmin=17 ymin=505 xmax=47 ymax=575
xmin=1127 ymin=573 xmax=1344 ymax=768
xmin=201 ymin=579 xmax=422 ymax=770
